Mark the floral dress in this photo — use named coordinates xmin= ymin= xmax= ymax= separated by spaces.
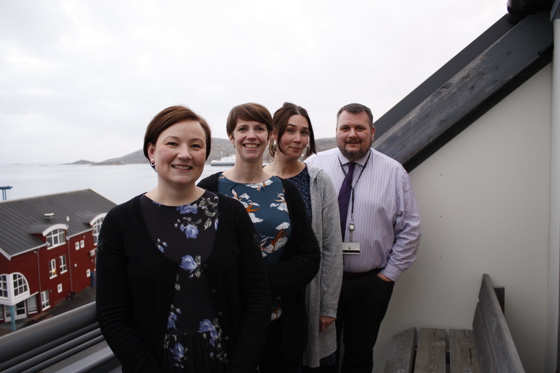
xmin=140 ymin=191 xmax=227 ymax=372
xmin=218 ymin=174 xmax=291 ymax=320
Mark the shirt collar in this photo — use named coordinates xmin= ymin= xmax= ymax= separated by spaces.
xmin=337 ymin=148 xmax=372 ymax=167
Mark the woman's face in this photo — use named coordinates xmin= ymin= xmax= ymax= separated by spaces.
xmin=148 ymin=120 xmax=207 ymax=188
xmin=275 ymin=114 xmax=310 ymax=161
xmin=230 ymin=119 xmax=269 ymax=163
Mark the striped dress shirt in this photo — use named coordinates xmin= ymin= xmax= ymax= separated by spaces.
xmin=306 ymin=147 xmax=421 ymax=281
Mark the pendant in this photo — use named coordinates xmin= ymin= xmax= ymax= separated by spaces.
xmin=349 ymin=223 xmax=355 ymax=232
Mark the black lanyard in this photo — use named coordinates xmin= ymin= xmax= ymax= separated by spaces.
xmin=338 ymin=151 xmax=372 ymax=217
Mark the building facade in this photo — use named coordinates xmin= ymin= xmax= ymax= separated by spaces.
xmin=0 ymin=190 xmax=116 ymax=324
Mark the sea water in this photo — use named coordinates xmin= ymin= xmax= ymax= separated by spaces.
xmin=0 ymin=163 xmax=232 ymax=204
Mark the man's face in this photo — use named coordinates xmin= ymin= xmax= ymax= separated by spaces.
xmin=336 ymin=111 xmax=375 ymax=161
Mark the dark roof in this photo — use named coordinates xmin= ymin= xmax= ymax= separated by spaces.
xmin=373 ymin=8 xmax=554 ymax=172
xmin=0 ymin=189 xmax=116 ymax=258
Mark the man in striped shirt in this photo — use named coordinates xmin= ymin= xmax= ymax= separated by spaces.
xmin=306 ymin=103 xmax=421 ymax=373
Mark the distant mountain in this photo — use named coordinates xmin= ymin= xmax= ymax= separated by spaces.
xmin=72 ymin=160 xmax=95 ymax=165
xmin=74 ymin=137 xmax=337 ymax=165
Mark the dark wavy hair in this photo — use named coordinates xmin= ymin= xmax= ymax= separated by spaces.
xmin=269 ymin=102 xmax=316 ymax=159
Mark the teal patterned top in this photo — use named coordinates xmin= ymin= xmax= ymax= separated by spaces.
xmin=217 ymin=174 xmax=291 ymax=320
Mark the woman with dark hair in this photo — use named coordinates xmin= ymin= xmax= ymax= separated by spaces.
xmin=198 ymin=103 xmax=320 ymax=373
xmin=96 ymin=105 xmax=270 ymax=372
xmin=264 ymin=102 xmax=342 ymax=372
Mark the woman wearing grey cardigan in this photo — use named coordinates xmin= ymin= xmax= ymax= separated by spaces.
xmin=263 ymin=102 xmax=343 ymax=371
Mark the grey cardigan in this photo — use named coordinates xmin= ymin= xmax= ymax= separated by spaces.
xmin=302 ymin=164 xmax=343 ymax=367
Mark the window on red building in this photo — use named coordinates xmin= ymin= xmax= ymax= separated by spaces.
xmin=41 ymin=291 xmax=50 ymax=310
xmin=92 ymin=218 xmax=104 ymax=245
xmin=13 ymin=273 xmax=28 ymax=296
xmin=60 ymin=255 xmax=67 ymax=273
xmin=46 ymin=228 xmax=66 ymax=248
xmin=0 ymin=275 xmax=7 ymax=298
xmin=49 ymin=259 xmax=57 ymax=278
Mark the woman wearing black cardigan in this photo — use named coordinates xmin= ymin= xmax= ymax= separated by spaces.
xmin=96 ymin=106 xmax=270 ymax=372
xmin=198 ymin=102 xmax=320 ymax=373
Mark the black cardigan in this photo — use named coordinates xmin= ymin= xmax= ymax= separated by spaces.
xmin=198 ymin=173 xmax=320 ymax=361
xmin=96 ymin=193 xmax=271 ymax=372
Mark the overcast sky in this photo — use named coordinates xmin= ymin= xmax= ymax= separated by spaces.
xmin=0 ymin=0 xmax=507 ymax=164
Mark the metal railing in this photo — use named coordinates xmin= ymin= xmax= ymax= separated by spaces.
xmin=0 ymin=302 xmax=120 ymax=373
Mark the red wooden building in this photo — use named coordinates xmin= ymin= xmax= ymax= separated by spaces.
xmin=0 ymin=189 xmax=116 ymax=324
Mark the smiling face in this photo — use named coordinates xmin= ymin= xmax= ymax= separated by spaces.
xmin=230 ymin=119 xmax=270 ymax=163
xmin=147 ymin=120 xmax=207 ymax=188
xmin=336 ymin=110 xmax=375 ymax=161
xmin=275 ymin=114 xmax=310 ymax=161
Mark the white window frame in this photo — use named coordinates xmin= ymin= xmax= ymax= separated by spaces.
xmin=12 ymin=273 xmax=28 ymax=297
xmin=60 ymin=255 xmax=67 ymax=273
xmin=46 ymin=228 xmax=66 ymax=248
xmin=86 ymin=269 xmax=91 ymax=278
xmin=57 ymin=284 xmax=63 ymax=293
xmin=92 ymin=218 xmax=104 ymax=245
xmin=15 ymin=301 xmax=26 ymax=317
xmin=75 ymin=242 xmax=80 ymax=250
xmin=80 ymin=239 xmax=85 ymax=248
xmin=41 ymin=290 xmax=50 ymax=310
xmin=0 ymin=274 xmax=7 ymax=298
xmin=49 ymin=259 xmax=57 ymax=278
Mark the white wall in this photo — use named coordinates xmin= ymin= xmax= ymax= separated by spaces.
xmin=374 ymin=65 xmax=553 ymax=373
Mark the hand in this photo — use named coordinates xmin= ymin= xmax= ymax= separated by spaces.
xmin=320 ymin=316 xmax=336 ymax=332
xmin=377 ymin=272 xmax=394 ymax=282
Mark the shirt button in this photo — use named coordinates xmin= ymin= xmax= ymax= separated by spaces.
xmin=225 ymin=336 xmax=230 ymax=341
xmin=218 ymin=311 xmax=223 ymax=316
xmin=211 ymin=289 xmax=216 ymax=294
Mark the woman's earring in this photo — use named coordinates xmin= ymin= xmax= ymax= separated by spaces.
xmin=150 ymin=159 xmax=155 ymax=168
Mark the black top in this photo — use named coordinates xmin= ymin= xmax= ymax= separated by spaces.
xmin=96 ymin=193 xmax=271 ymax=372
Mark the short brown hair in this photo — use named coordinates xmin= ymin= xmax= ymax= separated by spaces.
xmin=336 ymin=103 xmax=374 ymax=127
xmin=270 ymin=102 xmax=316 ymax=159
xmin=143 ymin=106 xmax=212 ymax=161
xmin=226 ymin=103 xmax=272 ymax=137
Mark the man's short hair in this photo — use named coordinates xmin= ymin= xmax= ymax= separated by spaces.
xmin=336 ymin=103 xmax=374 ymax=127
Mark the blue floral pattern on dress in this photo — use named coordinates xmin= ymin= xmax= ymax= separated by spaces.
xmin=156 ymin=238 xmax=168 ymax=253
xmin=168 ymin=305 xmax=182 ymax=330
xmin=152 ymin=193 xmax=227 ymax=368
xmin=198 ymin=318 xmax=226 ymax=360
xmin=180 ymin=255 xmax=202 ymax=278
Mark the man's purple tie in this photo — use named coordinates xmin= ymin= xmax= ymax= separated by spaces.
xmin=338 ymin=162 xmax=356 ymax=240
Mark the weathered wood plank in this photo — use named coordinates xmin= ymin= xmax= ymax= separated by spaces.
xmin=384 ymin=327 xmax=416 ymax=373
xmin=374 ymin=11 xmax=553 ymax=171
xmin=478 ymin=274 xmax=524 ymax=373
xmin=413 ymin=328 xmax=446 ymax=373
xmin=449 ymin=329 xmax=480 ymax=373
xmin=472 ymin=304 xmax=497 ymax=373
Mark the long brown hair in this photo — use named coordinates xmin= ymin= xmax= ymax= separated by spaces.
xmin=269 ymin=102 xmax=316 ymax=159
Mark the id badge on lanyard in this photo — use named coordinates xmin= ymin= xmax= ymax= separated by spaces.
xmin=339 ymin=153 xmax=370 ymax=256
xmin=342 ymin=215 xmax=360 ymax=255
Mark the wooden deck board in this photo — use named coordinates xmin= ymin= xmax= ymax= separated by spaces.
xmin=414 ymin=328 xmax=446 ymax=373
xmin=384 ymin=327 xmax=416 ymax=373
xmin=449 ymin=329 xmax=480 ymax=373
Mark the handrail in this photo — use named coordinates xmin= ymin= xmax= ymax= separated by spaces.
xmin=0 ymin=302 xmax=120 ymax=372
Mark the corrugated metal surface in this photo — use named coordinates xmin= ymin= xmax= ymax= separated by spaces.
xmin=0 ymin=190 xmax=116 ymax=258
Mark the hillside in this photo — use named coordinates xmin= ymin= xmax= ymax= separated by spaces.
xmin=77 ymin=137 xmax=337 ymax=165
